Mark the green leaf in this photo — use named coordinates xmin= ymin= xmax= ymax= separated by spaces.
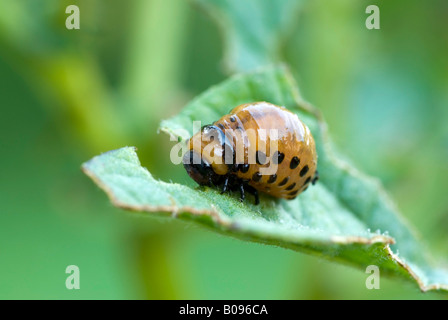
xmin=83 ymin=66 xmax=448 ymax=293
xmin=194 ymin=0 xmax=303 ymax=73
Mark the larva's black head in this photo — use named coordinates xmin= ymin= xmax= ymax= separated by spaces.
xmin=183 ymin=150 xmax=222 ymax=186
xmin=183 ymin=123 xmax=235 ymax=187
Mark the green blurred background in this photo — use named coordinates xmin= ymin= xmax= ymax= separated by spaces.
xmin=0 ymin=0 xmax=447 ymax=299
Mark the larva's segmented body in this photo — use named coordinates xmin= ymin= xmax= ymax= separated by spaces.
xmin=183 ymin=102 xmax=318 ymax=204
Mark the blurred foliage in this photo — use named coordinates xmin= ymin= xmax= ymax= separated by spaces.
xmin=0 ymin=0 xmax=447 ymax=299
xmin=195 ymin=0 xmax=303 ymax=72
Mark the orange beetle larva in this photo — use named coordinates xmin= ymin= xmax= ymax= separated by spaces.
xmin=183 ymin=102 xmax=318 ymax=204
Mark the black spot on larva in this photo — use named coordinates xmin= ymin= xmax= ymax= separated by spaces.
xmin=217 ymin=123 xmax=225 ymax=130
xmin=300 ymin=165 xmax=309 ymax=177
xmin=239 ymin=164 xmax=250 ymax=173
xmin=252 ymin=172 xmax=262 ymax=182
xmin=278 ymin=177 xmax=289 ymax=186
xmin=303 ymin=177 xmax=311 ymax=186
xmin=256 ymin=151 xmax=266 ymax=165
xmin=230 ymin=116 xmax=236 ymax=122
xmin=288 ymin=190 xmax=299 ymax=196
xmin=267 ymin=174 xmax=277 ymax=184
xmin=290 ymin=156 xmax=300 ymax=169
xmin=286 ymin=183 xmax=296 ymax=191
xmin=273 ymin=151 xmax=284 ymax=164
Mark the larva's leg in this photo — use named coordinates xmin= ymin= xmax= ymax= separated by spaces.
xmin=242 ymin=184 xmax=259 ymax=205
xmin=253 ymin=189 xmax=260 ymax=205
xmin=239 ymin=184 xmax=245 ymax=202
xmin=221 ymin=176 xmax=229 ymax=194
xmin=312 ymin=170 xmax=319 ymax=185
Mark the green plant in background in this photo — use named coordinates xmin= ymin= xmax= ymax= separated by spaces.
xmin=195 ymin=0 xmax=304 ymax=72
xmin=1 ymin=0 xmax=447 ymax=299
